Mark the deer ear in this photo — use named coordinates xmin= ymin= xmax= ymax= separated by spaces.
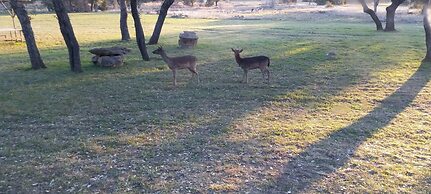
xmin=231 ymin=48 xmax=235 ymax=52
xmin=239 ymin=49 xmax=243 ymax=53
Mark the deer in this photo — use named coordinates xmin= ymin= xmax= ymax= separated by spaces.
xmin=231 ymin=48 xmax=270 ymax=84
xmin=152 ymin=46 xmax=199 ymax=86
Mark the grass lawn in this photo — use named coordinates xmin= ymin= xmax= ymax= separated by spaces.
xmin=0 ymin=12 xmax=430 ymax=193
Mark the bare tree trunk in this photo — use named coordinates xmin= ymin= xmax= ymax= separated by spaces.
xmin=148 ymin=0 xmax=174 ymax=45
xmin=373 ymin=0 xmax=379 ymax=13
xmin=359 ymin=0 xmax=383 ymax=31
xmin=131 ymin=0 xmax=150 ymax=61
xmin=10 ymin=0 xmax=46 ymax=70
xmin=52 ymin=0 xmax=82 ymax=72
xmin=90 ymin=0 xmax=95 ymax=11
xmin=117 ymin=0 xmax=131 ymax=41
xmin=424 ymin=0 xmax=431 ymax=61
xmin=384 ymin=0 xmax=405 ymax=31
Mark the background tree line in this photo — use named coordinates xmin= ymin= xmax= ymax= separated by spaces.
xmin=35 ymin=0 xmax=224 ymax=13
xmin=6 ymin=0 xmax=431 ymax=72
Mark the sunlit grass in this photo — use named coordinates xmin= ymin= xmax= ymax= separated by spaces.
xmin=0 ymin=12 xmax=430 ymax=193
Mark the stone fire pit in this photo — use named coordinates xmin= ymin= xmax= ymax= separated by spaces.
xmin=89 ymin=46 xmax=131 ymax=67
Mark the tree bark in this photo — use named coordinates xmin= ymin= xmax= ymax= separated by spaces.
xmin=359 ymin=0 xmax=383 ymax=31
xmin=52 ymin=0 xmax=82 ymax=72
xmin=384 ymin=0 xmax=405 ymax=31
xmin=423 ymin=0 xmax=431 ymax=61
xmin=131 ymin=0 xmax=150 ymax=61
xmin=148 ymin=0 xmax=174 ymax=45
xmin=373 ymin=0 xmax=379 ymax=13
xmin=117 ymin=0 xmax=131 ymax=41
xmin=10 ymin=0 xmax=46 ymax=70
xmin=90 ymin=0 xmax=95 ymax=12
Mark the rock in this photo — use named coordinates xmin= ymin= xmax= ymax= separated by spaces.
xmin=326 ymin=51 xmax=337 ymax=60
xmin=178 ymin=31 xmax=198 ymax=49
xmin=179 ymin=31 xmax=198 ymax=39
xmin=89 ymin=46 xmax=130 ymax=67
xmin=171 ymin=13 xmax=188 ymax=18
xmin=91 ymin=55 xmax=99 ymax=65
xmin=89 ymin=46 xmax=131 ymax=56
xmin=93 ymin=55 xmax=124 ymax=67
xmin=407 ymin=9 xmax=420 ymax=15
xmin=232 ymin=15 xmax=245 ymax=19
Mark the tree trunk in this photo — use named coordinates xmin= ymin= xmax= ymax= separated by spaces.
xmin=148 ymin=0 xmax=174 ymax=45
xmin=10 ymin=0 xmax=46 ymax=70
xmin=423 ymin=0 xmax=431 ymax=61
xmin=384 ymin=0 xmax=405 ymax=31
xmin=359 ymin=0 xmax=383 ymax=31
xmin=131 ymin=0 xmax=150 ymax=61
xmin=373 ymin=0 xmax=379 ymax=13
xmin=52 ymin=0 xmax=82 ymax=72
xmin=90 ymin=0 xmax=95 ymax=12
xmin=118 ymin=0 xmax=131 ymax=41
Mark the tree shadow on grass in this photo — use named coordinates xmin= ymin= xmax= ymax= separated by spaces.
xmin=0 ymin=36 xmax=418 ymax=192
xmin=0 ymin=46 xmax=366 ymax=193
xmin=264 ymin=61 xmax=431 ymax=192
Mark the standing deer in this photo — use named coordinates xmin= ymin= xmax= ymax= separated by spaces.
xmin=152 ymin=46 xmax=199 ymax=86
xmin=231 ymin=48 xmax=270 ymax=83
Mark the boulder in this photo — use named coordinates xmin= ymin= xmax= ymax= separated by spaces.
xmin=326 ymin=51 xmax=337 ymax=60
xmin=89 ymin=46 xmax=130 ymax=67
xmin=92 ymin=55 xmax=124 ymax=67
xmin=89 ymin=46 xmax=131 ymax=56
xmin=178 ymin=31 xmax=198 ymax=49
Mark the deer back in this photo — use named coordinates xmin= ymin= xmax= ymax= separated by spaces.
xmin=237 ymin=55 xmax=269 ymax=70
xmin=169 ymin=55 xmax=197 ymax=69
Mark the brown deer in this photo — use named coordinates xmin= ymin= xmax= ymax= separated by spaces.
xmin=231 ymin=48 xmax=270 ymax=83
xmin=152 ymin=46 xmax=199 ymax=86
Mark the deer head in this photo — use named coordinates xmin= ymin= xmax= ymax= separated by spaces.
xmin=152 ymin=46 xmax=164 ymax=55
xmin=231 ymin=48 xmax=243 ymax=55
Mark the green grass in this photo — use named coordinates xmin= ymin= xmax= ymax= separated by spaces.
xmin=0 ymin=13 xmax=430 ymax=193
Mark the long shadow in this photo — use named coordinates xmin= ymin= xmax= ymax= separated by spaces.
xmin=0 ymin=45 xmax=373 ymax=193
xmin=265 ymin=61 xmax=431 ymax=192
xmin=0 ymin=26 xmax=419 ymax=192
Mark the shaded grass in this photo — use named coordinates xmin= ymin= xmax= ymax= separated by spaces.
xmin=0 ymin=13 xmax=430 ymax=193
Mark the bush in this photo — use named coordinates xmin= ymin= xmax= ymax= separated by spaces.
xmin=282 ymin=0 xmax=298 ymax=4
xmin=41 ymin=0 xmax=54 ymax=12
xmin=183 ymin=0 xmax=196 ymax=6
xmin=205 ymin=0 xmax=220 ymax=6
xmin=315 ymin=0 xmax=327 ymax=5
xmin=315 ymin=0 xmax=346 ymax=6
xmin=98 ymin=0 xmax=108 ymax=11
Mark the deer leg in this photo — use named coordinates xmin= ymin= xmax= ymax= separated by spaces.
xmin=264 ymin=69 xmax=270 ymax=83
xmin=260 ymin=68 xmax=266 ymax=80
xmin=188 ymin=67 xmax=200 ymax=84
xmin=172 ymin=69 xmax=177 ymax=86
xmin=266 ymin=69 xmax=270 ymax=82
xmin=196 ymin=71 xmax=200 ymax=84
xmin=189 ymin=69 xmax=195 ymax=79
xmin=245 ymin=70 xmax=249 ymax=84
